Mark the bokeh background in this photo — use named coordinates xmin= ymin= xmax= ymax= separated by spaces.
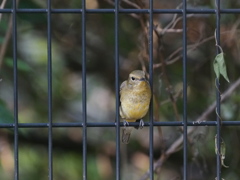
xmin=1 ymin=0 xmax=240 ymax=179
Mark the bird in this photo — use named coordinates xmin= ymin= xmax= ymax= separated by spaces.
xmin=120 ymin=70 xmax=151 ymax=144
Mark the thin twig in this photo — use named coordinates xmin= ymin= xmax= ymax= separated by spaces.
xmin=158 ymin=2 xmax=183 ymax=34
xmin=0 ymin=0 xmax=16 ymax=69
xmin=104 ymin=0 xmax=140 ymax=20
xmin=0 ymin=0 xmax=7 ymax=21
xmin=0 ymin=0 xmax=9 ymax=68
xmin=122 ymin=0 xmax=141 ymax=9
xmin=154 ymin=25 xmax=181 ymax=123
xmin=153 ymin=30 xmax=233 ymax=69
xmin=160 ymin=89 xmax=183 ymax=106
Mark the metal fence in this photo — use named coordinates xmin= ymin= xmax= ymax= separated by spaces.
xmin=1 ymin=0 xmax=240 ymax=180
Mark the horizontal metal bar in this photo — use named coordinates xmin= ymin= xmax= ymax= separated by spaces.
xmin=0 ymin=8 xmax=179 ymax=13
xmin=0 ymin=121 xmax=240 ymax=128
xmin=0 ymin=8 xmax=240 ymax=14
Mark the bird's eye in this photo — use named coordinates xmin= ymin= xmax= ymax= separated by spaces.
xmin=131 ymin=77 xmax=135 ymax=81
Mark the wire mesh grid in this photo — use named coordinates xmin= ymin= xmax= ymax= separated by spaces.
xmin=1 ymin=0 xmax=240 ymax=180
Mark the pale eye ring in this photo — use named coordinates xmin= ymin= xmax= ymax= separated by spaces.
xmin=131 ymin=77 xmax=135 ymax=81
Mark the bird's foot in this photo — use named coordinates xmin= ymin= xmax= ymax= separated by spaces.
xmin=139 ymin=119 xmax=144 ymax=129
xmin=123 ymin=120 xmax=129 ymax=127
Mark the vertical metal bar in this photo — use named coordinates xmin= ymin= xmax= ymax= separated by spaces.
xmin=148 ymin=0 xmax=154 ymax=180
xmin=47 ymin=0 xmax=53 ymax=179
xmin=114 ymin=0 xmax=120 ymax=179
xmin=215 ymin=0 xmax=221 ymax=179
xmin=182 ymin=0 xmax=188 ymax=179
xmin=12 ymin=0 xmax=19 ymax=179
xmin=82 ymin=0 xmax=87 ymax=179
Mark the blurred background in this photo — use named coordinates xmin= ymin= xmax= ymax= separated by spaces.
xmin=1 ymin=0 xmax=240 ymax=179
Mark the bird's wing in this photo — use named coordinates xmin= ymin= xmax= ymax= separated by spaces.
xmin=120 ymin=80 xmax=127 ymax=92
xmin=119 ymin=81 xmax=127 ymax=112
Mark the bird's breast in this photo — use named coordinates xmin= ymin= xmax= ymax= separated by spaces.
xmin=120 ymin=86 xmax=151 ymax=120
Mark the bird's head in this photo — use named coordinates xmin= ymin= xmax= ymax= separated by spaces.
xmin=127 ymin=70 xmax=147 ymax=86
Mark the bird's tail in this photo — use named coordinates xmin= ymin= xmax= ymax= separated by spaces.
xmin=122 ymin=127 xmax=134 ymax=144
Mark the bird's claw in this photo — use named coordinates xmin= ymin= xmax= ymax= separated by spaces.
xmin=123 ymin=120 xmax=129 ymax=127
xmin=139 ymin=119 xmax=144 ymax=129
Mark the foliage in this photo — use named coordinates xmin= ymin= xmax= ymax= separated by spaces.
xmin=213 ymin=52 xmax=230 ymax=83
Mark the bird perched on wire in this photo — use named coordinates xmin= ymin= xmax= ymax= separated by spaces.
xmin=120 ymin=70 xmax=151 ymax=144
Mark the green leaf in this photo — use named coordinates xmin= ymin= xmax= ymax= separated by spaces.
xmin=4 ymin=58 xmax=32 ymax=72
xmin=213 ymin=52 xmax=230 ymax=82
xmin=215 ymin=135 xmax=229 ymax=168
xmin=220 ymin=139 xmax=229 ymax=168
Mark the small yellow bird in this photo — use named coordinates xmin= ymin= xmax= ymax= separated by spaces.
xmin=120 ymin=70 xmax=151 ymax=144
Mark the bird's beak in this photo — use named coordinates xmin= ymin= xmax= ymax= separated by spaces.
xmin=139 ymin=78 xmax=146 ymax=81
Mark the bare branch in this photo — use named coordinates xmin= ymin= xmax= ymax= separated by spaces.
xmin=122 ymin=0 xmax=141 ymax=9
xmin=104 ymin=0 xmax=140 ymax=19
xmin=0 ymin=0 xmax=19 ymax=69
xmin=153 ymin=31 xmax=234 ymax=69
xmin=0 ymin=0 xmax=7 ymax=21
xmin=160 ymin=89 xmax=183 ymax=106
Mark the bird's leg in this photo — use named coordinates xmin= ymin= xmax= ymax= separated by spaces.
xmin=139 ymin=119 xmax=144 ymax=129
